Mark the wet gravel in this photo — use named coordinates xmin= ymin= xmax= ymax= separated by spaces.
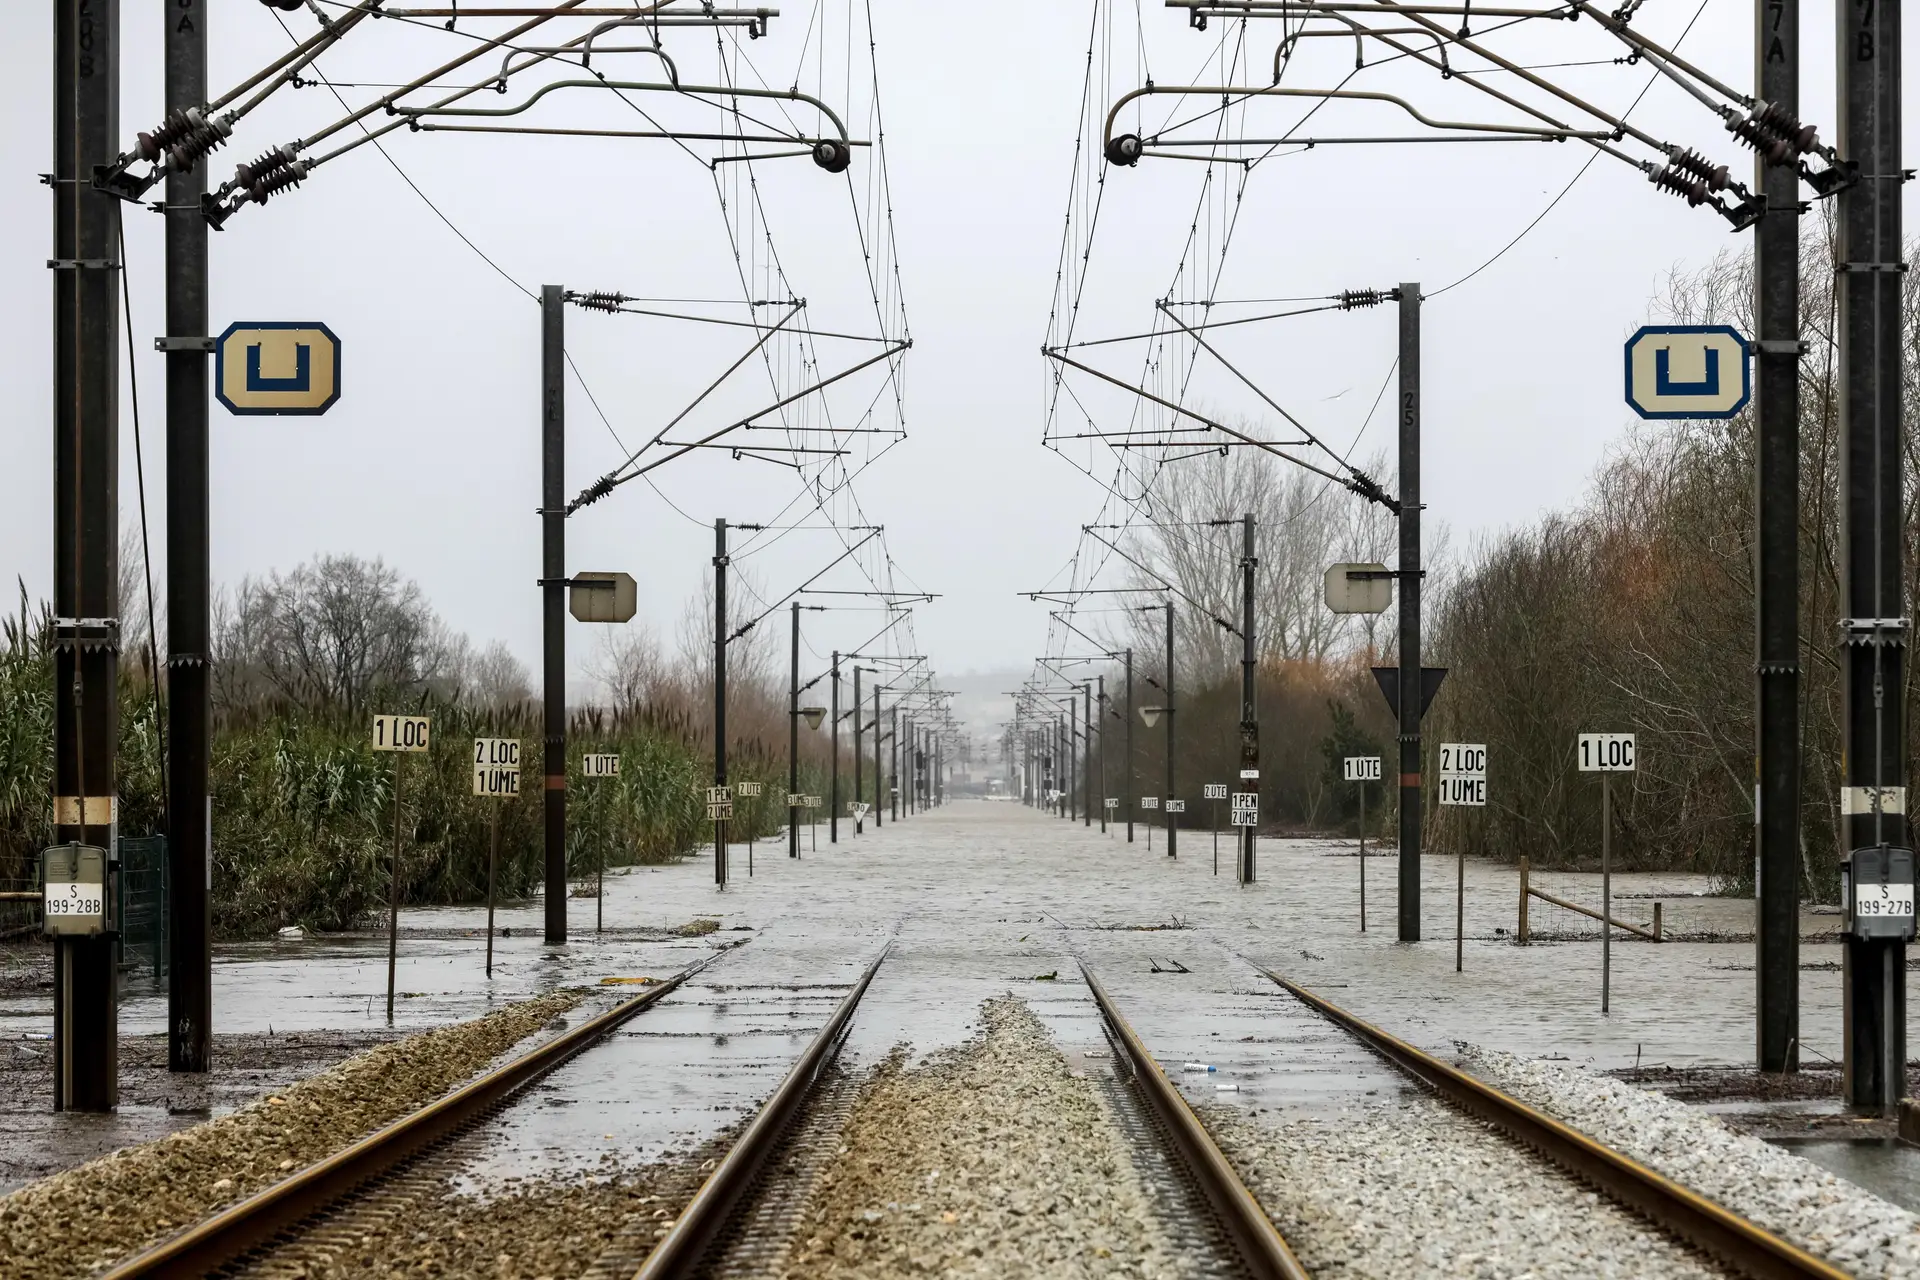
xmin=236 ymin=1139 xmax=728 ymax=1280
xmin=1202 ymin=1099 xmax=1720 ymax=1278
xmin=0 ymin=1028 xmax=404 ymax=1190
xmin=1465 ymin=1047 xmax=1920 ymax=1279
xmin=0 ymin=988 xmax=585 ymax=1280
xmin=785 ymin=995 xmax=1181 ymax=1278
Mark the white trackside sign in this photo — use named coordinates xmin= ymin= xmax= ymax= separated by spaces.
xmin=1623 ymin=325 xmax=1750 ymax=420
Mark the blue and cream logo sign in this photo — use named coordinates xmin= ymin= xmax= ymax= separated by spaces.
xmin=1623 ymin=324 xmax=1749 ymax=420
xmin=215 ymin=321 xmax=341 ymax=415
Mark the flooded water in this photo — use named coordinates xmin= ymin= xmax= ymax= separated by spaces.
xmin=1 ymin=801 xmax=1900 ymax=1191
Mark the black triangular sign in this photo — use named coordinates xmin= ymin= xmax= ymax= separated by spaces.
xmin=1371 ymin=666 xmax=1449 ymax=720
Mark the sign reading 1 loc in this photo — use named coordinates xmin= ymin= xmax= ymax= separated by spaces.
xmin=1578 ymin=733 xmax=1637 ymax=772
xmin=1437 ymin=743 xmax=1487 ymax=807
xmin=1623 ymin=325 xmax=1750 ymax=420
xmin=372 ymin=715 xmax=431 ymax=752
xmin=1343 ymin=756 xmax=1382 ymax=783
xmin=215 ymin=321 xmax=342 ymax=415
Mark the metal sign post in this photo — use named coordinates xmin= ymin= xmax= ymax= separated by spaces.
xmin=374 ymin=715 xmax=430 ymax=1022
xmin=736 ymin=782 xmax=763 ymax=876
xmin=1204 ymin=783 xmax=1228 ymax=875
xmin=1230 ymin=789 xmax=1260 ymax=873
xmin=580 ymin=752 xmax=620 ymax=916
xmin=1579 ymin=733 xmax=1637 ymax=1012
xmin=1437 ymin=745 xmax=1487 ymax=971
xmin=473 ymin=738 xmax=520 ymax=974
xmin=1344 ymin=757 xmax=1383 ymax=931
xmin=540 ymin=286 xmax=566 ymax=947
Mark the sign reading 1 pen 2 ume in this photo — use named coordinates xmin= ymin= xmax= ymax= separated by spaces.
xmin=216 ymin=321 xmax=342 ymax=415
xmin=1437 ymin=743 xmax=1486 ymax=806
xmin=1230 ymin=791 xmax=1259 ymax=827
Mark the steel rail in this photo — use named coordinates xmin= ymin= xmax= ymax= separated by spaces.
xmin=1261 ymin=972 xmax=1851 ymax=1280
xmin=632 ymin=945 xmax=890 ymax=1279
xmin=1082 ymin=964 xmax=1311 ymax=1280
xmin=101 ymin=954 xmax=734 ymax=1280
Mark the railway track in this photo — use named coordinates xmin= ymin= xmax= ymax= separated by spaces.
xmin=98 ymin=950 xmax=739 ymax=1280
xmin=622 ymin=949 xmax=1308 ymax=1280
xmin=90 ymin=938 xmax=1858 ymax=1280
xmin=1253 ymin=967 xmax=1852 ymax=1280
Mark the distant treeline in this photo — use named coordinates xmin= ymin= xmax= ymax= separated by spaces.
xmin=0 ymin=553 xmax=853 ymax=937
xmin=1087 ymin=224 xmax=1920 ymax=895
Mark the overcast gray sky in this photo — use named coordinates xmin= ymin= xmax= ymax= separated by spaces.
xmin=3 ymin=2 xmax=1909 ymax=706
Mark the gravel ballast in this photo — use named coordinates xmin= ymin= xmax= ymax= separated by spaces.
xmin=1203 ymin=1098 xmax=1720 ymax=1279
xmin=0 ymin=988 xmax=586 ymax=1280
xmin=1465 ymin=1046 xmax=1920 ymax=1279
xmin=785 ymin=995 xmax=1181 ymax=1278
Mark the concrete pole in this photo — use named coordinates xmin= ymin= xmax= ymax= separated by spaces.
xmin=541 ymin=287 xmax=567 ymax=941
xmin=51 ymin=0 xmax=122 ymax=1111
xmin=1395 ymin=286 xmax=1422 ymax=938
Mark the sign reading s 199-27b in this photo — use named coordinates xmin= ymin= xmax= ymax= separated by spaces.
xmin=216 ymin=321 xmax=342 ymax=415
xmin=1623 ymin=325 xmax=1749 ymax=420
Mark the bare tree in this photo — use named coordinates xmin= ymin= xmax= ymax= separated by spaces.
xmin=216 ymin=555 xmax=462 ymax=714
xmin=469 ymin=640 xmax=533 ymax=709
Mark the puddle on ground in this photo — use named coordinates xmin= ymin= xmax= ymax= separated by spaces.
xmin=1771 ymin=1138 xmax=1920 ymax=1213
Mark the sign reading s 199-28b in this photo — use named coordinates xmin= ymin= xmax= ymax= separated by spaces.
xmin=216 ymin=321 xmax=342 ymax=415
xmin=1623 ymin=325 xmax=1749 ymax=420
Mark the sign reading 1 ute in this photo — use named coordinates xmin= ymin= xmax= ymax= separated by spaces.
xmin=1343 ymin=756 xmax=1382 ymax=783
xmin=1437 ymin=743 xmax=1487 ymax=807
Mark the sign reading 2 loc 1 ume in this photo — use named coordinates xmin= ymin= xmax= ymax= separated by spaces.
xmin=216 ymin=321 xmax=342 ymax=415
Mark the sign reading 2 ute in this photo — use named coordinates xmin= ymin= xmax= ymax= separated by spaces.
xmin=1623 ymin=325 xmax=1749 ymax=420
xmin=216 ymin=321 xmax=342 ymax=415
